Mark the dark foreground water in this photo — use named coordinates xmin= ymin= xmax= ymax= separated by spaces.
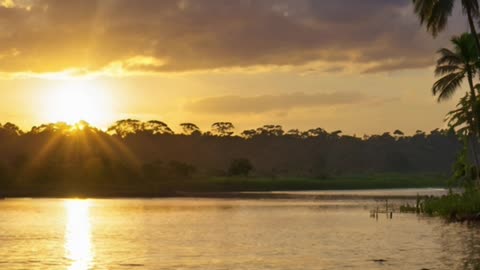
xmin=0 ymin=189 xmax=479 ymax=270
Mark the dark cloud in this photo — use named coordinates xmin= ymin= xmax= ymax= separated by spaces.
xmin=185 ymin=91 xmax=372 ymax=114
xmin=0 ymin=0 xmax=464 ymax=73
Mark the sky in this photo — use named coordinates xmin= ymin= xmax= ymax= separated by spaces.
xmin=0 ymin=0 xmax=474 ymax=135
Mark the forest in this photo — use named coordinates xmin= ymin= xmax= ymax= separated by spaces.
xmin=0 ymin=119 xmax=458 ymax=197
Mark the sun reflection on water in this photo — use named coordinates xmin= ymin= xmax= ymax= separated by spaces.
xmin=64 ymin=200 xmax=93 ymax=270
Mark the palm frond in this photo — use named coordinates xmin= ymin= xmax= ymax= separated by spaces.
xmin=445 ymin=93 xmax=473 ymax=135
xmin=413 ymin=0 xmax=436 ymax=25
xmin=436 ymin=48 xmax=463 ymax=65
xmin=474 ymin=83 xmax=480 ymax=93
xmin=427 ymin=0 xmax=455 ymax=36
xmin=435 ymin=64 xmax=461 ymax=76
xmin=413 ymin=0 xmax=455 ymax=36
xmin=432 ymin=72 xmax=465 ymax=102
xmin=451 ymin=33 xmax=479 ymax=62
xmin=461 ymin=0 xmax=480 ymax=16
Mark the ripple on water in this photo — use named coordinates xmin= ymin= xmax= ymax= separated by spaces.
xmin=0 ymin=195 xmax=478 ymax=270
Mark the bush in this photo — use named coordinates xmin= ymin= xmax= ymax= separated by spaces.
xmin=228 ymin=158 xmax=253 ymax=176
xmin=422 ymin=190 xmax=480 ymax=221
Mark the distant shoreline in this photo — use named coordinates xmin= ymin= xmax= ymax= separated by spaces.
xmin=0 ymin=188 xmax=447 ymax=201
xmin=0 ymin=174 xmax=449 ymax=200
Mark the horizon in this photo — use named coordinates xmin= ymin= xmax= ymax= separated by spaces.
xmin=0 ymin=118 xmax=449 ymax=137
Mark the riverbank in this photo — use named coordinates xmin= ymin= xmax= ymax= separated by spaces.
xmin=422 ymin=190 xmax=480 ymax=222
xmin=189 ymin=174 xmax=448 ymax=191
xmin=0 ymin=173 xmax=448 ymax=198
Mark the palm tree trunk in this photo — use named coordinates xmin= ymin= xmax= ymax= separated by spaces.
xmin=467 ymin=8 xmax=480 ymax=56
xmin=467 ymin=72 xmax=480 ymax=184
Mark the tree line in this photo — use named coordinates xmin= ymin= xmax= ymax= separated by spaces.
xmin=0 ymin=119 xmax=459 ymax=196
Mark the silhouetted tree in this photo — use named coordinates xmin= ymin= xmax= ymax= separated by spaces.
xmin=143 ymin=120 xmax=173 ymax=135
xmin=304 ymin=128 xmax=328 ymax=138
xmin=180 ymin=123 xmax=201 ymax=135
xmin=393 ymin=129 xmax=404 ymax=137
xmin=211 ymin=122 xmax=235 ymax=136
xmin=447 ymin=94 xmax=474 ymax=137
xmin=31 ymin=122 xmax=70 ymax=134
xmin=433 ymin=33 xmax=480 ymax=174
xmin=413 ymin=0 xmax=480 ymax=53
xmin=434 ymin=34 xmax=479 ymax=102
xmin=256 ymin=125 xmax=284 ymax=136
xmin=108 ymin=119 xmax=143 ymax=137
xmin=1 ymin=122 xmax=23 ymax=136
xmin=330 ymin=130 xmax=342 ymax=137
xmin=286 ymin=129 xmax=302 ymax=138
xmin=241 ymin=129 xmax=257 ymax=139
xmin=446 ymin=93 xmax=480 ymax=185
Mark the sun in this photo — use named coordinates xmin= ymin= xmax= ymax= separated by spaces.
xmin=43 ymin=81 xmax=113 ymax=128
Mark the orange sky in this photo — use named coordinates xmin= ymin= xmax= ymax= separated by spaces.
xmin=0 ymin=0 xmax=473 ymax=135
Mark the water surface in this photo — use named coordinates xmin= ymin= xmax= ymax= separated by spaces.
xmin=0 ymin=189 xmax=479 ymax=270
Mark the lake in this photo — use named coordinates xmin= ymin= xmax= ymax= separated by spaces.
xmin=0 ymin=189 xmax=479 ymax=270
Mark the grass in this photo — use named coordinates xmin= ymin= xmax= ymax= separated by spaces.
xmin=422 ymin=190 xmax=480 ymax=221
xmin=175 ymin=173 xmax=449 ymax=192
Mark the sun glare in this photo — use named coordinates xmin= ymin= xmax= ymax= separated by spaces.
xmin=43 ymin=81 xmax=113 ymax=128
xmin=65 ymin=200 xmax=93 ymax=270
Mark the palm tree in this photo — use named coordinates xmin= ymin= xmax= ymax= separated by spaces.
xmin=433 ymin=33 xmax=479 ymax=100
xmin=434 ymin=33 xmax=480 ymax=177
xmin=412 ymin=0 xmax=480 ymax=52
xmin=446 ymin=93 xmax=475 ymax=137
xmin=446 ymin=93 xmax=480 ymax=184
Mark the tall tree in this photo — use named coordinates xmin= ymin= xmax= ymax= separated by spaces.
xmin=433 ymin=34 xmax=479 ymax=101
xmin=445 ymin=93 xmax=480 ymax=185
xmin=241 ymin=129 xmax=257 ymax=139
xmin=107 ymin=119 xmax=143 ymax=137
xmin=143 ymin=120 xmax=174 ymax=135
xmin=433 ymin=33 xmax=480 ymax=176
xmin=180 ymin=123 xmax=201 ymax=135
xmin=412 ymin=0 xmax=480 ymax=52
xmin=256 ymin=125 xmax=284 ymax=136
xmin=1 ymin=122 xmax=23 ymax=136
xmin=211 ymin=122 xmax=235 ymax=137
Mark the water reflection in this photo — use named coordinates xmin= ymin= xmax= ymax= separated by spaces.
xmin=0 ymin=197 xmax=478 ymax=269
xmin=64 ymin=200 xmax=93 ymax=270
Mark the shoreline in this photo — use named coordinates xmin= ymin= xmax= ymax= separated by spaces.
xmin=0 ymin=188 xmax=446 ymax=201
xmin=0 ymin=174 xmax=449 ymax=199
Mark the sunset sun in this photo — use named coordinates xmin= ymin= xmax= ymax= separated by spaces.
xmin=42 ymin=81 xmax=113 ymax=127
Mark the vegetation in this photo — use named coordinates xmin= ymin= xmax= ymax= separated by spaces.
xmin=435 ymin=33 xmax=480 ymax=180
xmin=228 ymin=158 xmax=253 ymax=177
xmin=410 ymin=0 xmax=480 ymax=221
xmin=0 ymin=120 xmax=455 ymax=197
xmin=422 ymin=190 xmax=480 ymax=221
xmin=412 ymin=0 xmax=480 ymax=47
xmin=175 ymin=174 xmax=448 ymax=193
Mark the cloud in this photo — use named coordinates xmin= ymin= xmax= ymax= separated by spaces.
xmin=0 ymin=0 xmax=465 ymax=74
xmin=185 ymin=91 xmax=378 ymax=114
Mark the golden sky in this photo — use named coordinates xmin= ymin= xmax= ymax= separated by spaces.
xmin=0 ymin=0 xmax=472 ymax=135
